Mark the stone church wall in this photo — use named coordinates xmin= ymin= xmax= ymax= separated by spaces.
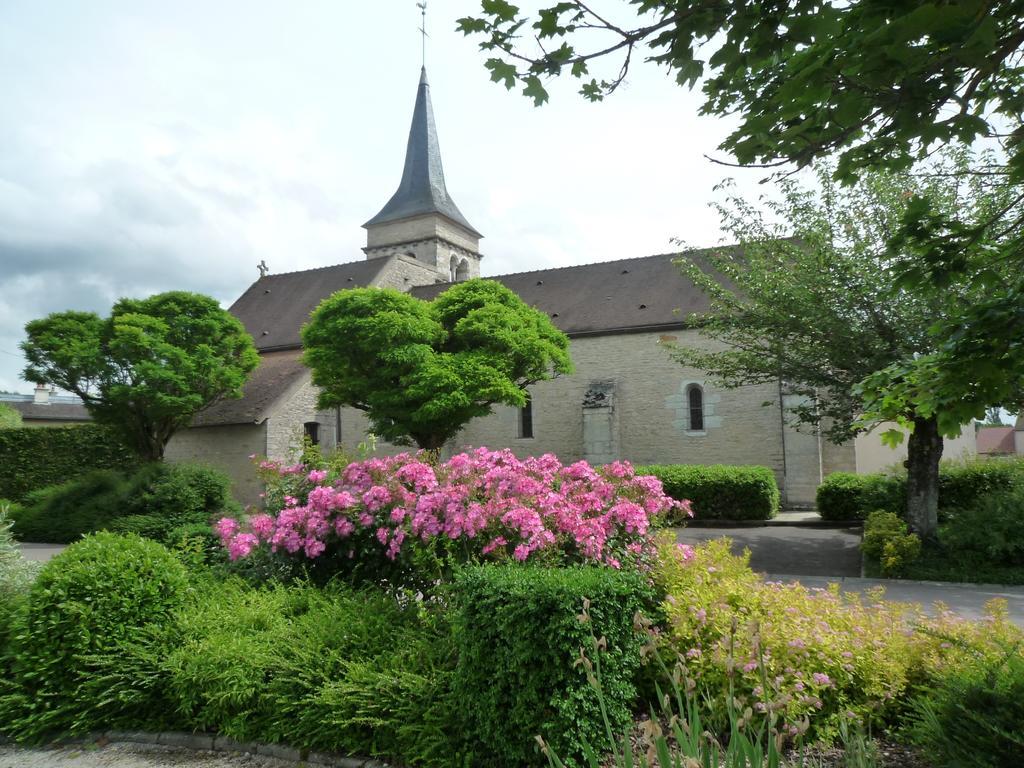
xmin=166 ymin=423 xmax=268 ymax=508
xmin=329 ymin=328 xmax=857 ymax=506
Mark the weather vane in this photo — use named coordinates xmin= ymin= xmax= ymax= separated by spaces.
xmin=417 ymin=2 xmax=428 ymax=67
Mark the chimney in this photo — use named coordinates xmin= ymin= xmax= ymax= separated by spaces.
xmin=33 ymin=383 xmax=50 ymax=405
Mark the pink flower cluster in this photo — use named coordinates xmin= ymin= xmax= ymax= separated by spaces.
xmin=218 ymin=448 xmax=691 ymax=570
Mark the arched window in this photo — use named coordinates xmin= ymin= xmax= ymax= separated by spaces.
xmin=449 ymin=255 xmax=459 ymax=282
xmin=687 ymin=385 xmax=704 ymax=431
xmin=455 ymin=258 xmax=470 ymax=282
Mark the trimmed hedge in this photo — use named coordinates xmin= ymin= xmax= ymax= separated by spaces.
xmin=0 ymin=425 xmax=137 ymax=503
xmin=454 ymin=564 xmax=652 ymax=767
xmin=11 ymin=463 xmax=238 ymax=545
xmin=636 ymin=464 xmax=780 ymax=521
xmin=817 ymin=459 xmax=1024 ymax=521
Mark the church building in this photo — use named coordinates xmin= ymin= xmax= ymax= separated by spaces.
xmin=166 ymin=66 xmax=857 ymax=509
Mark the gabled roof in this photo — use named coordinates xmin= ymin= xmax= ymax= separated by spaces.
xmin=230 ymin=259 xmax=388 ymax=351
xmin=7 ymin=401 xmax=91 ymax=422
xmin=192 ymin=349 xmax=309 ymax=427
xmin=363 ymin=67 xmax=481 ymax=237
xmin=411 ymin=251 xmax=714 ymax=336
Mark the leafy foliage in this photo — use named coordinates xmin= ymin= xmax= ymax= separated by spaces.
xmin=458 ymin=2 xmax=1024 ymax=184
xmin=11 ymin=462 xmax=238 ymax=544
xmin=0 ymin=533 xmax=190 ymax=742
xmin=0 ymin=424 xmax=137 ymax=503
xmin=302 ymin=280 xmax=572 ymax=449
xmin=21 ymin=291 xmax=259 ymax=461
xmin=816 ymin=460 xmax=1024 ymax=522
xmin=0 ymin=403 xmax=21 ymax=429
xmin=163 ymin=580 xmax=460 ymax=765
xmin=941 ymin=485 xmax=1024 ymax=565
xmin=653 ymin=536 xmax=1023 ymax=742
xmin=454 ymin=564 xmax=652 ymax=767
xmin=635 ymin=464 xmax=779 ymax=521
xmin=908 ymin=640 xmax=1024 ymax=768
xmin=0 ymin=502 xmax=38 ymax=640
xmin=861 ymin=511 xmax=921 ymax=577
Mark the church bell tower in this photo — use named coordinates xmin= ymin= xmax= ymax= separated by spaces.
xmin=363 ymin=67 xmax=483 ymax=282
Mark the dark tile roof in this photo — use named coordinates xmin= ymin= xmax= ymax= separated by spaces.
xmin=411 ymin=251 xmax=714 ymax=335
xmin=363 ymin=68 xmax=481 ymax=237
xmin=8 ymin=401 xmax=91 ymax=422
xmin=230 ymin=260 xmax=388 ymax=351
xmin=192 ymin=349 xmax=308 ymax=427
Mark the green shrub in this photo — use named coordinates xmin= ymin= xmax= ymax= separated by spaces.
xmin=862 ymin=511 xmax=920 ymax=577
xmin=0 ymin=424 xmax=138 ymax=503
xmin=11 ymin=462 xmax=238 ymax=544
xmin=636 ymin=464 xmax=780 ymax=521
xmin=816 ymin=472 xmax=904 ymax=521
xmin=939 ymin=485 xmax=1024 ymax=565
xmin=164 ymin=579 xmax=460 ymax=766
xmin=817 ymin=459 xmax=1024 ymax=522
xmin=0 ymin=501 xmax=38 ymax=652
xmin=908 ymin=641 xmax=1024 ymax=767
xmin=654 ymin=535 xmax=1024 ymax=743
xmin=11 ymin=468 xmax=132 ymax=543
xmin=0 ymin=533 xmax=190 ymax=741
xmin=454 ymin=564 xmax=652 ymax=767
xmin=939 ymin=458 xmax=1024 ymax=512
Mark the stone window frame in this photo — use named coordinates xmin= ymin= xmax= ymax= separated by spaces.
xmin=303 ymin=421 xmax=320 ymax=446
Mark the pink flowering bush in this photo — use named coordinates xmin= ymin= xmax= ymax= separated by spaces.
xmin=218 ymin=448 xmax=690 ymax=588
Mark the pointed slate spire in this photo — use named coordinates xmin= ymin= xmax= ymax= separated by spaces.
xmin=364 ymin=67 xmax=481 ymax=237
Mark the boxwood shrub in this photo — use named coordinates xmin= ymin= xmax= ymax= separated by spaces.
xmin=817 ymin=459 xmax=1024 ymax=522
xmin=453 ymin=564 xmax=652 ymax=767
xmin=635 ymin=464 xmax=780 ymax=521
xmin=0 ymin=533 xmax=190 ymax=742
xmin=0 ymin=424 xmax=138 ymax=503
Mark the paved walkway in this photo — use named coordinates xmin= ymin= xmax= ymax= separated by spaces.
xmin=675 ymin=526 xmax=864 ymax=577
xmin=0 ymin=743 xmax=295 ymax=768
xmin=16 ymin=543 xmax=66 ymax=562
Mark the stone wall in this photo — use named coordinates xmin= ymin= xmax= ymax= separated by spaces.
xmin=372 ymin=254 xmax=448 ymax=292
xmin=329 ymin=328 xmax=857 ymax=502
xmin=266 ymin=374 xmax=333 ymax=462
xmin=166 ymin=423 xmax=268 ymax=508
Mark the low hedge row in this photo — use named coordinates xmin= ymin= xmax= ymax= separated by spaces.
xmin=817 ymin=458 xmax=1024 ymax=521
xmin=636 ymin=464 xmax=780 ymax=521
xmin=0 ymin=425 xmax=138 ymax=503
xmin=0 ymin=535 xmax=650 ymax=768
xmin=10 ymin=463 xmax=239 ymax=544
xmin=455 ymin=564 xmax=651 ymax=766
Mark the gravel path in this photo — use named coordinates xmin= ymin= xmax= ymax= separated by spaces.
xmin=0 ymin=743 xmax=297 ymax=768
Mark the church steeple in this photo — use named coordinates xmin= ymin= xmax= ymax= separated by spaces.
xmin=365 ymin=67 xmax=480 ymax=236
xmin=363 ymin=67 xmax=482 ymax=283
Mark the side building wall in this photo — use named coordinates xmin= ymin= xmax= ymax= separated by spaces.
xmin=335 ymin=329 xmax=854 ymax=505
xmin=166 ymin=423 xmax=268 ymax=509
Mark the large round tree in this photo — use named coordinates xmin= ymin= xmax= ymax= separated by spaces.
xmin=301 ymin=279 xmax=573 ymax=450
xmin=21 ymin=291 xmax=259 ymax=461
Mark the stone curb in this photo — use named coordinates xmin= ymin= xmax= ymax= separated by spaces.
xmin=98 ymin=731 xmax=390 ymax=767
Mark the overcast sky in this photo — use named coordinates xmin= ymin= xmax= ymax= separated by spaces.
xmin=0 ymin=0 xmax=779 ymax=393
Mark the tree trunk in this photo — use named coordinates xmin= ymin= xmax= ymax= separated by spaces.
xmin=904 ymin=415 xmax=942 ymax=540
